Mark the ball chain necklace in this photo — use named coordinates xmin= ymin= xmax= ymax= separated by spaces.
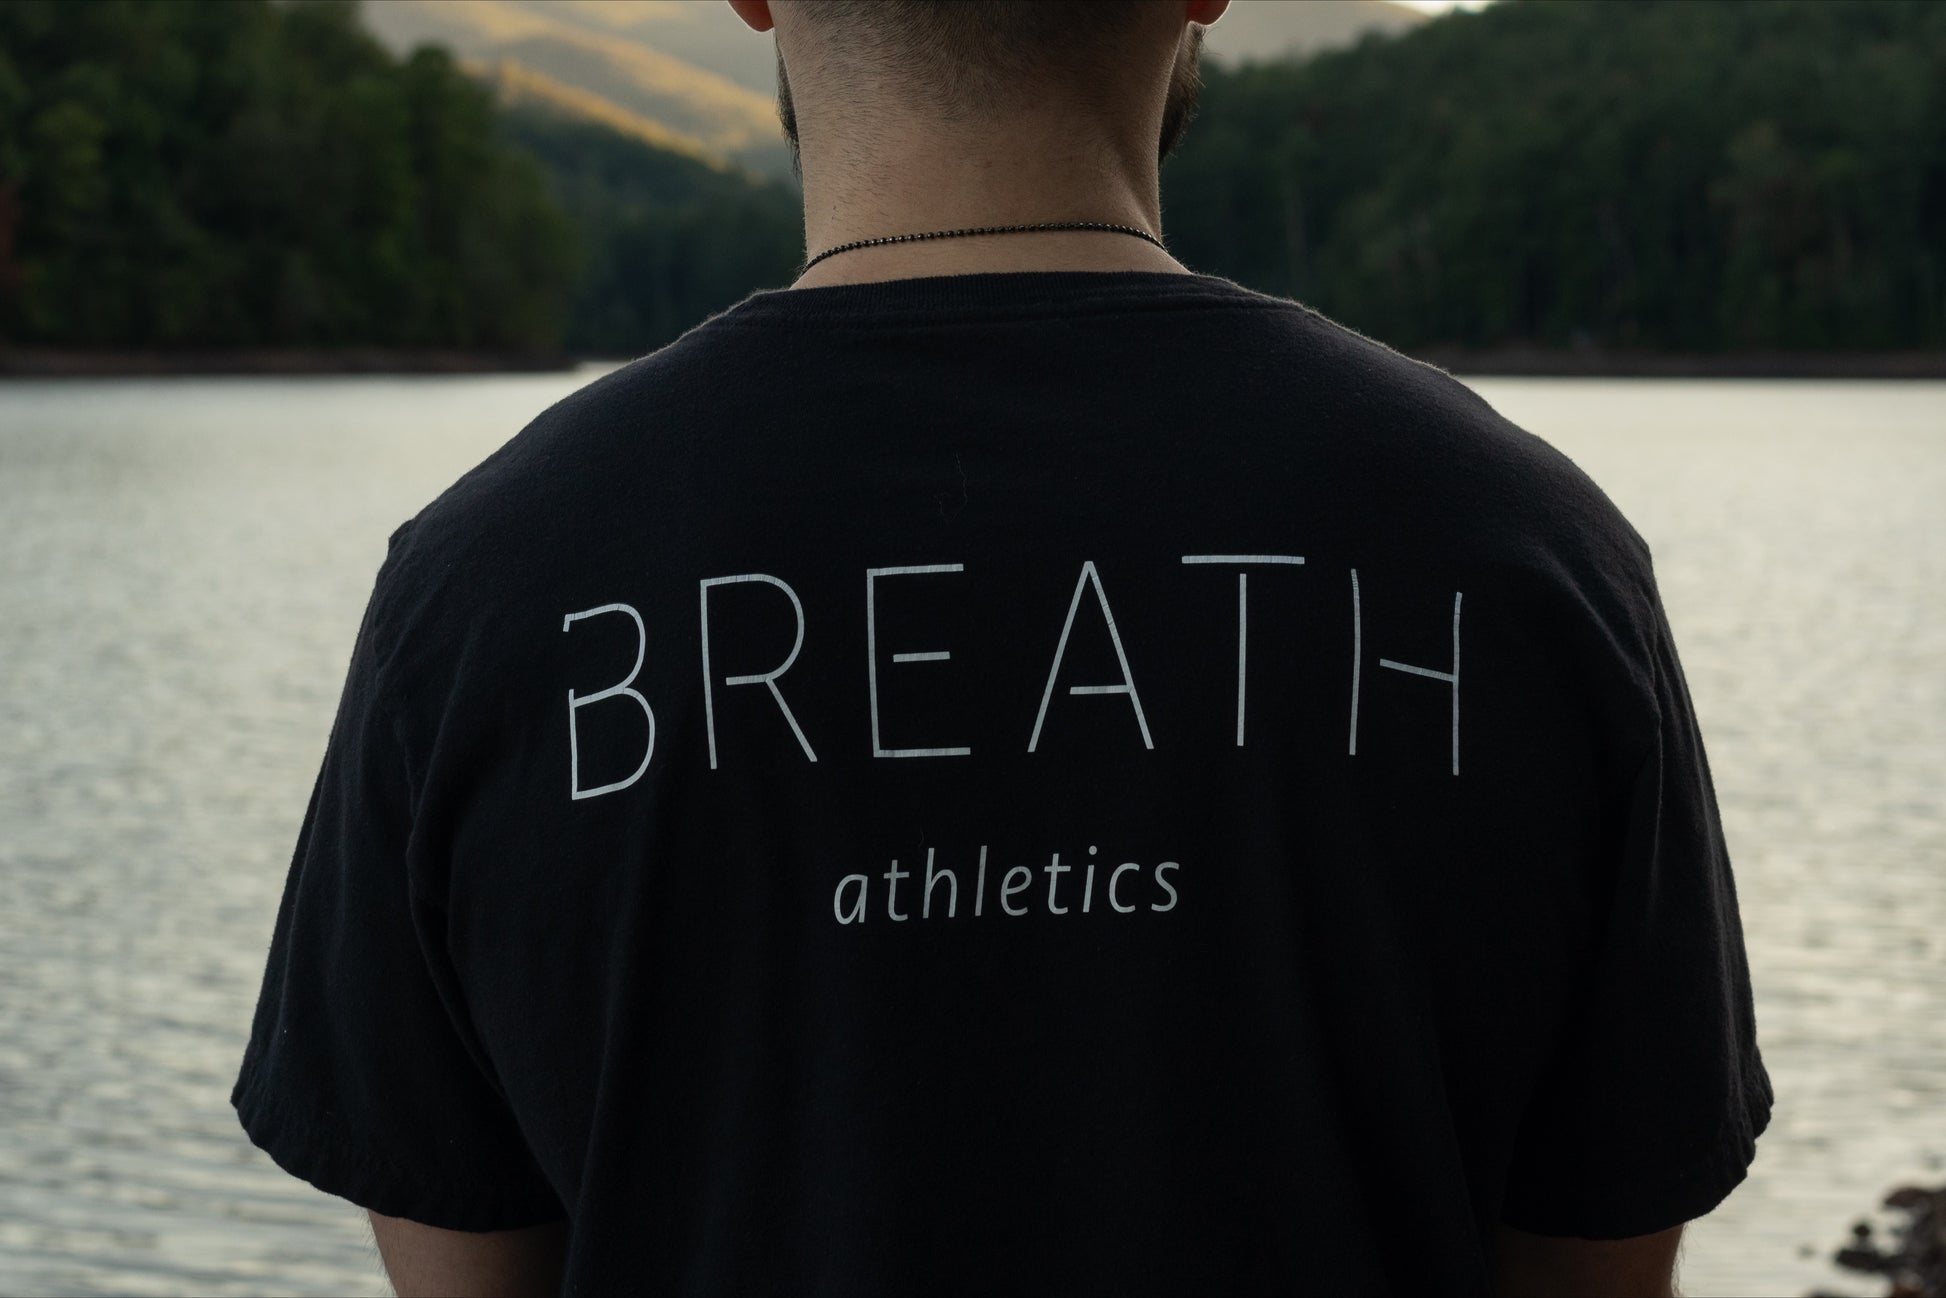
xmin=800 ymin=220 xmax=1168 ymax=273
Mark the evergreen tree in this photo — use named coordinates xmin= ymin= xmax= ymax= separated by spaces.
xmin=0 ymin=0 xmax=577 ymax=350
xmin=1164 ymin=0 xmax=1946 ymax=352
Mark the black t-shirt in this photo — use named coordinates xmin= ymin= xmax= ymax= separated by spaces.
xmin=232 ymin=269 xmax=1772 ymax=1295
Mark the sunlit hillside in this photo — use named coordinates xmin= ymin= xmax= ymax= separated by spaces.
xmin=358 ymin=0 xmax=792 ymax=178
xmin=474 ymin=57 xmax=726 ymax=163
xmin=357 ymin=0 xmax=1428 ymax=183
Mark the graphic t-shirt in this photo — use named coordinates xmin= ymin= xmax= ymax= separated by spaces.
xmin=232 ymin=269 xmax=1772 ymax=1295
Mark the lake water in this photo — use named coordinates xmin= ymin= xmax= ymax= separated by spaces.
xmin=1 ymin=370 xmax=1942 ymax=1297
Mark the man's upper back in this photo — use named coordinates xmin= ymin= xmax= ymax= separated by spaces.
xmin=233 ymin=270 xmax=1769 ymax=1295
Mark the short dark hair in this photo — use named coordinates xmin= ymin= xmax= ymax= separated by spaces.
xmin=794 ymin=0 xmax=1156 ymax=118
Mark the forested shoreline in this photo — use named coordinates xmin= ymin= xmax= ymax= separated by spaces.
xmin=0 ymin=0 xmax=579 ymax=357
xmin=1171 ymin=0 xmax=1946 ymax=357
xmin=2 ymin=0 xmax=1941 ymax=372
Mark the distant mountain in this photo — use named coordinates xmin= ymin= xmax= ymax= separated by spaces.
xmin=358 ymin=0 xmax=1427 ymax=182
xmin=1202 ymin=0 xmax=1427 ymax=64
xmin=357 ymin=0 xmax=793 ymax=178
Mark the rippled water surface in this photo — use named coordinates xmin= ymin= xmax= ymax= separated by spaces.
xmin=1 ymin=372 xmax=1942 ymax=1296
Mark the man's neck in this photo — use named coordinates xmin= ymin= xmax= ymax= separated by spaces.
xmin=788 ymin=233 xmax=1194 ymax=290
xmin=787 ymin=117 xmax=1191 ymax=289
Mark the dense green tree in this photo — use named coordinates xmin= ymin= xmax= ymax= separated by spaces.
xmin=3 ymin=0 xmax=1940 ymax=358
xmin=0 ymin=0 xmax=576 ymax=350
xmin=1164 ymin=0 xmax=1946 ymax=352
xmin=498 ymin=106 xmax=802 ymax=357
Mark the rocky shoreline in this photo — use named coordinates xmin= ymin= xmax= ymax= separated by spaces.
xmin=0 ymin=348 xmax=577 ymax=377
xmin=1416 ymin=346 xmax=1946 ymax=380
xmin=1817 ymin=1183 xmax=1946 ymax=1297
xmin=4 ymin=346 xmax=1944 ymax=381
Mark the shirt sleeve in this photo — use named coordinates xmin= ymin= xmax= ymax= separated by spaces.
xmin=230 ymin=531 xmax=565 ymax=1231
xmin=1499 ymin=582 xmax=1773 ymax=1240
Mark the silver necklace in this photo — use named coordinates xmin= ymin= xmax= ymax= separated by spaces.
xmin=801 ymin=220 xmax=1168 ymax=273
